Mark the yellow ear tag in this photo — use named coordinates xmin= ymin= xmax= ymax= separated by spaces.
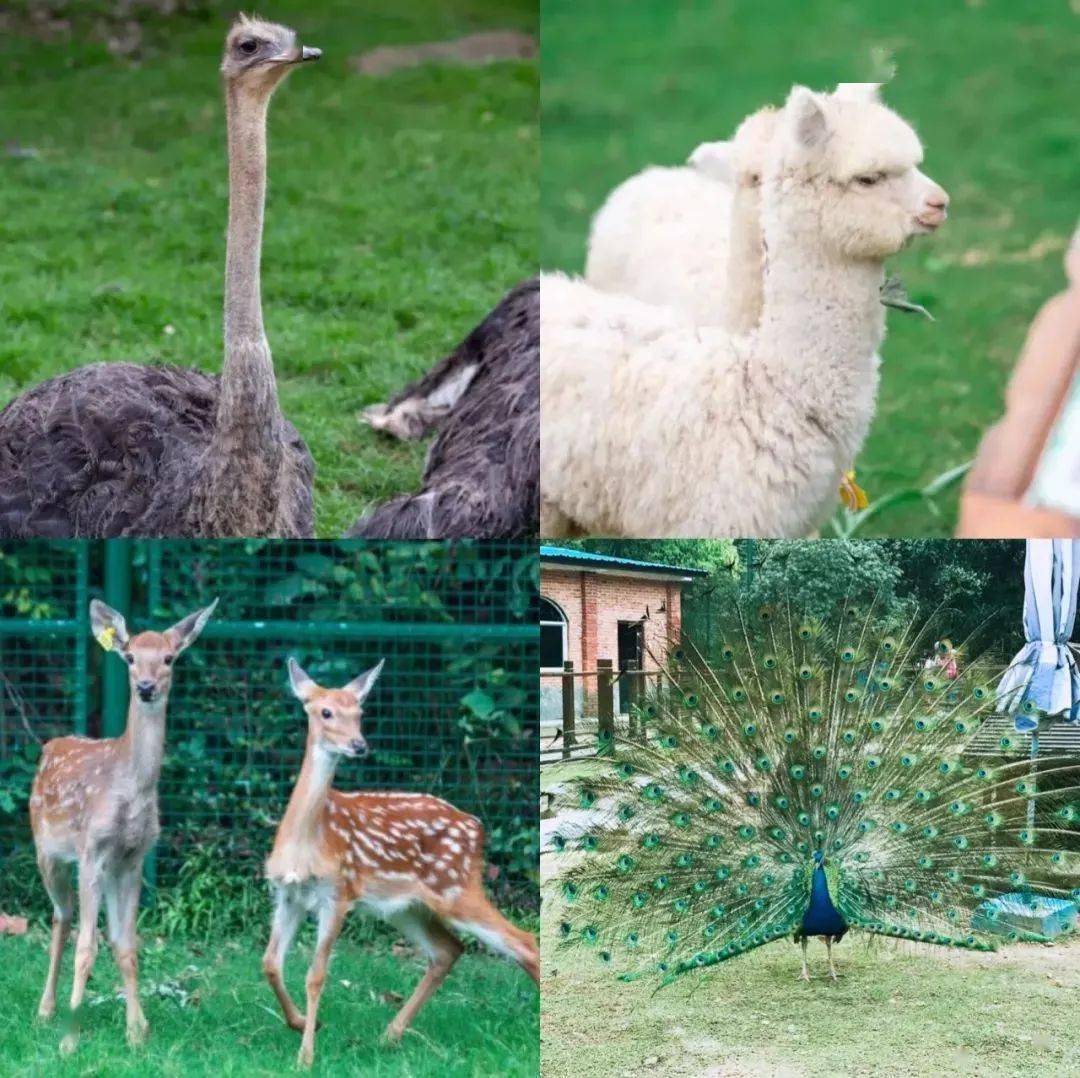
xmin=95 ymin=626 xmax=116 ymax=652
xmin=839 ymin=471 xmax=869 ymax=512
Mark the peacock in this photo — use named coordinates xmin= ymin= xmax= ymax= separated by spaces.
xmin=547 ymin=599 xmax=1080 ymax=985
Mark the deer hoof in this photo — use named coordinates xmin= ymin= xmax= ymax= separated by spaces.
xmin=380 ymin=1025 xmax=405 ymax=1049
xmin=126 ymin=1017 xmax=149 ymax=1047
xmin=36 ymin=1003 xmax=56 ymax=1022
xmin=59 ymin=1032 xmax=79 ymax=1055
xmin=296 ymin=1046 xmax=314 ymax=1069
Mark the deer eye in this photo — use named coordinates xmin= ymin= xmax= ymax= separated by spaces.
xmin=321 ymin=708 xmax=333 ymax=720
xmin=163 ymin=654 xmax=174 ymax=666
xmin=124 ymin=654 xmax=134 ymax=666
xmin=239 ymin=38 xmax=259 ymax=56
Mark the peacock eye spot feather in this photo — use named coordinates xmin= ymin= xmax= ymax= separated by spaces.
xmin=770 ymin=691 xmax=785 ymax=705
xmin=731 ymin=688 xmax=748 ymax=703
xmin=798 ymin=665 xmax=814 ymax=680
xmin=808 ymin=707 xmax=823 ymax=721
xmin=841 ymin=648 xmax=856 ymax=663
xmin=720 ymin=646 xmax=735 ymax=662
xmin=762 ymin=654 xmax=777 ymax=669
xmin=756 ymin=605 xmax=774 ymax=623
xmin=742 ymin=722 xmax=757 ymax=737
xmin=683 ymin=694 xmax=698 ymax=709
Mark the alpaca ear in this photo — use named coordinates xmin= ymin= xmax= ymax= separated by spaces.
xmin=834 ymin=82 xmax=881 ymax=102
xmin=166 ymin=597 xmax=218 ymax=655
xmin=288 ymin=657 xmax=318 ymax=702
xmin=688 ymin=141 xmax=734 ymax=182
xmin=345 ymin=659 xmax=385 ymax=705
xmin=90 ymin=600 xmax=130 ymax=653
xmin=785 ymin=86 xmax=829 ymax=150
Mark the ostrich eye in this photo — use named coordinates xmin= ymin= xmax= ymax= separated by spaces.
xmin=239 ymin=38 xmax=259 ymax=55
xmin=124 ymin=654 xmax=134 ymax=666
xmin=855 ymin=174 xmax=881 ymax=187
xmin=321 ymin=708 xmax=333 ymax=719
xmin=163 ymin=654 xmax=174 ymax=666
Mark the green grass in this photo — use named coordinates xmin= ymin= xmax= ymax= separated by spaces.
xmin=541 ymin=0 xmax=1079 ymax=536
xmin=0 ymin=927 xmax=538 ymax=1076
xmin=0 ymin=1 xmax=537 ymax=536
xmin=542 ymin=919 xmax=1080 ymax=1077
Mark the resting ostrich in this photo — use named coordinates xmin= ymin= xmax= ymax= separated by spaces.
xmin=0 ymin=17 xmax=318 ymax=538
xmin=350 ymin=278 xmax=539 ymax=538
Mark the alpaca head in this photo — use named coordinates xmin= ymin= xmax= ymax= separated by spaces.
xmin=688 ymin=107 xmax=777 ymax=188
xmin=221 ymin=15 xmax=321 ymax=95
xmin=768 ymin=83 xmax=948 ymax=262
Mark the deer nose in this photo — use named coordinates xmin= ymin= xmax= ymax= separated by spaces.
xmin=349 ymin=737 xmax=368 ymax=759
xmin=136 ymin=680 xmax=155 ymax=700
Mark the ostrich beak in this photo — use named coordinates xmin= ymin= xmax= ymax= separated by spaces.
xmin=300 ymin=45 xmax=322 ymax=62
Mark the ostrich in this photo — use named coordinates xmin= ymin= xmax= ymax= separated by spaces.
xmin=0 ymin=16 xmax=319 ymax=538
xmin=349 ymin=278 xmax=538 ymax=538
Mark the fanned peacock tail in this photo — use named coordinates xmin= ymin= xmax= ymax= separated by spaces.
xmin=547 ymin=599 xmax=1080 ymax=985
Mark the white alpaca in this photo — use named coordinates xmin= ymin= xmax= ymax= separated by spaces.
xmin=585 ymin=106 xmax=776 ymax=332
xmin=540 ymin=85 xmax=948 ymax=538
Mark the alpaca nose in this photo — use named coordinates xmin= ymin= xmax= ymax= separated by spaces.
xmin=925 ymin=187 xmax=949 ymax=211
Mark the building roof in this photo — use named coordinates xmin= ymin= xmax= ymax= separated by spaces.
xmin=539 ymin=545 xmax=709 ymax=578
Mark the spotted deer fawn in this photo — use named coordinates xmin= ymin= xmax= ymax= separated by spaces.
xmin=264 ymin=658 xmax=539 ymax=1068
xmin=29 ymin=597 xmax=217 ymax=1052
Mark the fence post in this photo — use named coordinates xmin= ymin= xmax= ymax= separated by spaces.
xmin=626 ymin=659 xmax=643 ymax=740
xmin=73 ymin=544 xmax=90 ymax=736
xmin=101 ymin=541 xmax=132 ymax=738
xmin=561 ymin=661 xmax=575 ymax=760
xmin=597 ymin=659 xmax=614 ymax=743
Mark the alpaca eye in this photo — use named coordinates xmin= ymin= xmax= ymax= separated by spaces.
xmin=321 ymin=708 xmax=333 ymax=719
xmin=855 ymin=174 xmax=880 ymax=187
xmin=239 ymin=39 xmax=259 ymax=55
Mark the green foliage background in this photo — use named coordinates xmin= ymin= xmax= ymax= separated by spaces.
xmin=542 ymin=0 xmax=1080 ymax=536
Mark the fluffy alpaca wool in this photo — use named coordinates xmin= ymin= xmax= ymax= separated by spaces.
xmin=541 ymin=84 xmax=948 ymax=538
xmin=585 ymin=107 xmax=777 ymax=331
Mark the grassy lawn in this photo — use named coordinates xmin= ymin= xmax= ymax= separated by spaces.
xmin=0 ymin=0 xmax=537 ymax=536
xmin=541 ymin=0 xmax=1079 ymax=536
xmin=541 ymin=912 xmax=1080 ymax=1077
xmin=0 ymin=926 xmax=538 ymax=1076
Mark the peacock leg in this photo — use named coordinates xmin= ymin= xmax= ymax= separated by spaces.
xmin=799 ymin=938 xmax=810 ymax=982
xmin=826 ymin=937 xmax=838 ymax=981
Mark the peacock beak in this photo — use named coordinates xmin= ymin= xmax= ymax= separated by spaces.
xmin=300 ymin=45 xmax=322 ymax=62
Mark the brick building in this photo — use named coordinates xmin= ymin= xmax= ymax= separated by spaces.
xmin=539 ymin=546 xmax=707 ymax=728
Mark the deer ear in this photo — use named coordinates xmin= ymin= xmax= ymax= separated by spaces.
xmin=288 ymin=657 xmax=317 ymax=702
xmin=166 ymin=597 xmax=218 ymax=655
xmin=785 ymin=85 xmax=829 ymax=151
xmin=345 ymin=659 xmax=385 ymax=705
xmin=90 ymin=600 xmax=129 ymax=653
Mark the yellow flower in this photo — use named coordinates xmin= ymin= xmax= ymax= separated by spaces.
xmin=839 ymin=471 xmax=869 ymax=512
xmin=95 ymin=626 xmax=116 ymax=652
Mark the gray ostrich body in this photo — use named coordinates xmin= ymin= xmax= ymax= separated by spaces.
xmin=350 ymin=277 xmax=539 ymax=538
xmin=0 ymin=17 xmax=319 ymax=539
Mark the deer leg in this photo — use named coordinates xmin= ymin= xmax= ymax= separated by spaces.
xmin=262 ymin=891 xmax=307 ymax=1034
xmin=297 ymin=897 xmax=348 ymax=1070
xmin=108 ymin=861 xmax=148 ymax=1046
xmin=36 ymin=855 xmax=74 ymax=1021
xmin=448 ymin=889 xmax=539 ymax=984
xmin=60 ymin=856 xmax=104 ymax=1054
xmin=382 ymin=909 xmax=463 ymax=1045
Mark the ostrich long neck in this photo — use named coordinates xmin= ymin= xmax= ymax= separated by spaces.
xmin=212 ymin=82 xmax=284 ymax=467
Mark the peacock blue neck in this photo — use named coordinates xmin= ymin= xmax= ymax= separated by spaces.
xmin=800 ymin=851 xmax=848 ymax=938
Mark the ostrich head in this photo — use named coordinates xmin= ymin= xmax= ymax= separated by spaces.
xmin=768 ymin=83 xmax=949 ymax=262
xmin=221 ymin=15 xmax=321 ymax=95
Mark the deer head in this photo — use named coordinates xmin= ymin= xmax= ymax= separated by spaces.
xmin=287 ymin=658 xmax=385 ymax=759
xmin=90 ymin=598 xmax=219 ymax=705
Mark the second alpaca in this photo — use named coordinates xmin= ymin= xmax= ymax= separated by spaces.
xmin=541 ymin=85 xmax=948 ymax=537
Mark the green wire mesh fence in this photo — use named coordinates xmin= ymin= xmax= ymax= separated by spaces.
xmin=0 ymin=540 xmax=538 ymax=911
